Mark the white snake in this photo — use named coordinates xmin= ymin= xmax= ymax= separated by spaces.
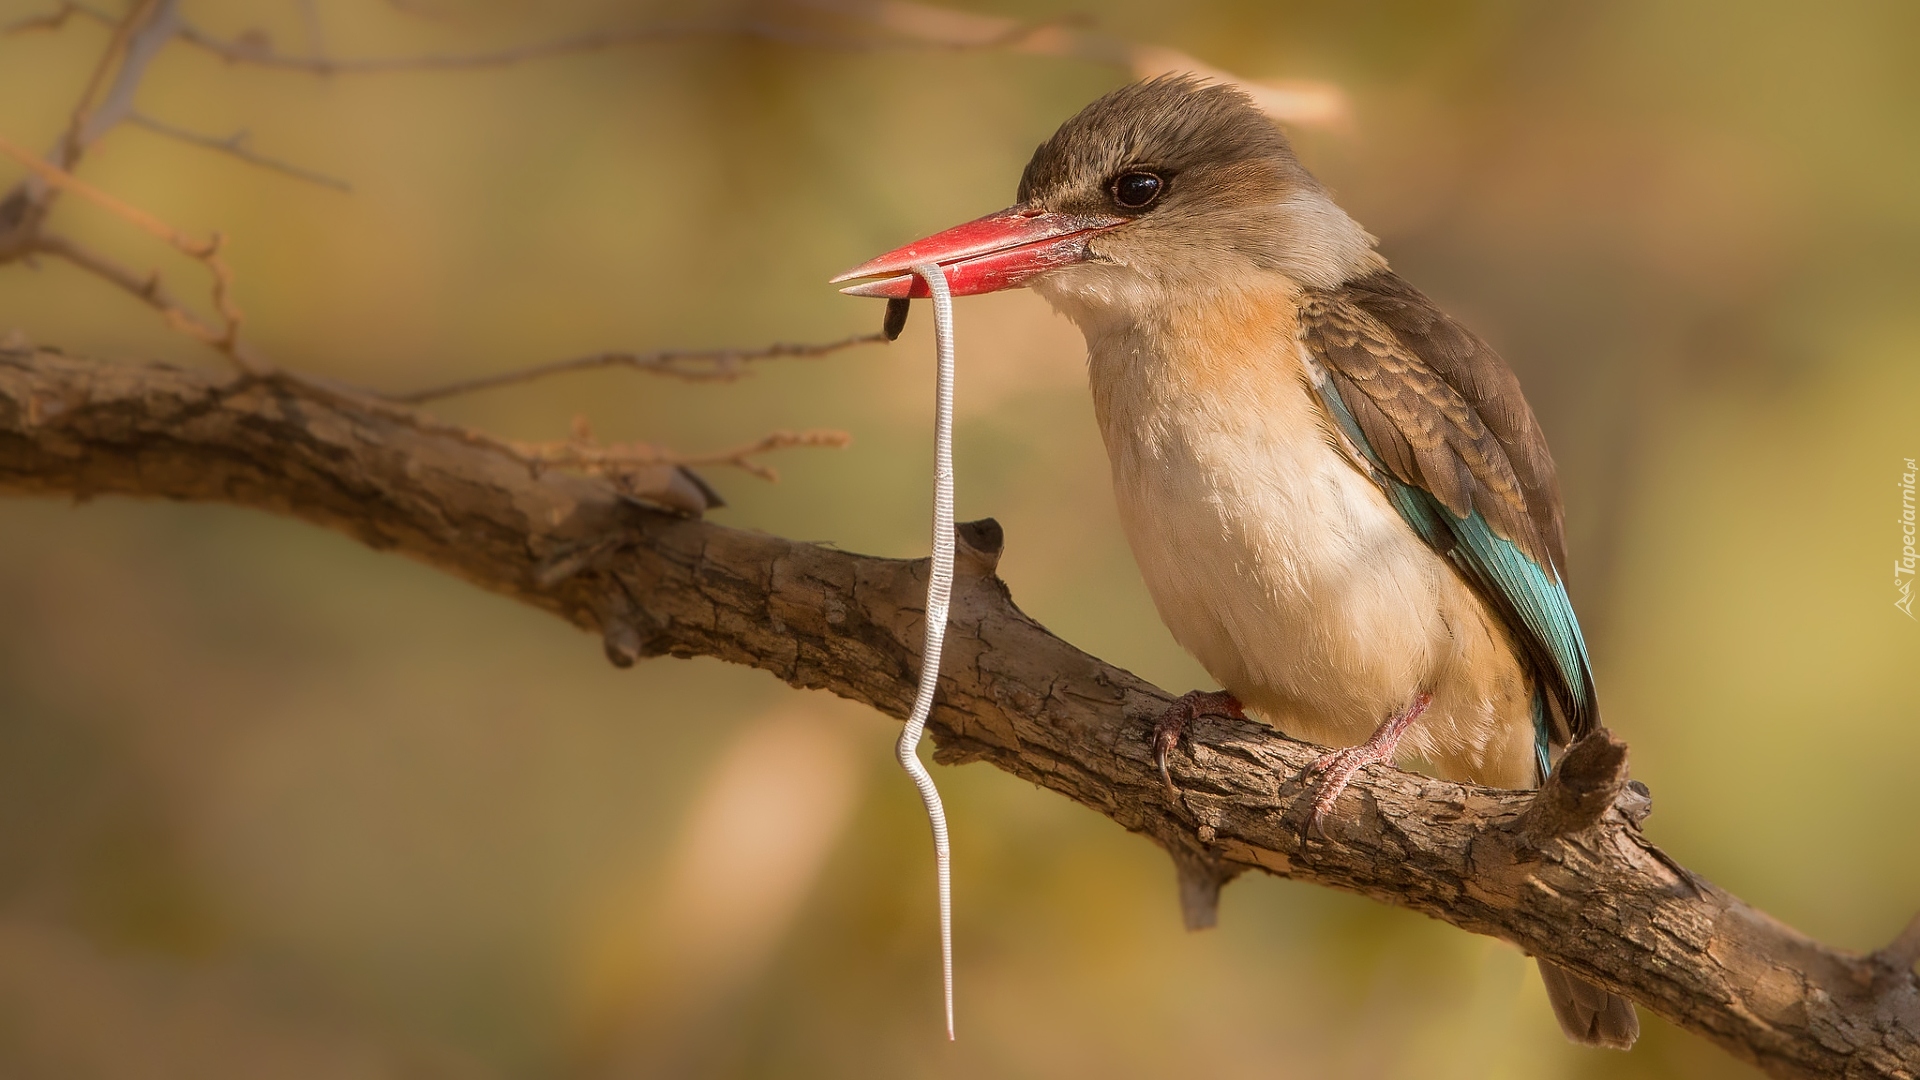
xmin=897 ymin=263 xmax=956 ymax=1040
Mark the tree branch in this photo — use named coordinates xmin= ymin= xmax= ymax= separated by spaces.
xmin=0 ymin=347 xmax=1914 ymax=1079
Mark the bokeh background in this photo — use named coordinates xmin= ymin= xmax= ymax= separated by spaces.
xmin=1 ymin=1 xmax=1916 ymax=1077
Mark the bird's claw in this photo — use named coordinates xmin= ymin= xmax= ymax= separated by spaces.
xmin=1300 ymin=692 xmax=1432 ymax=839
xmin=1150 ymin=690 xmax=1244 ymax=798
xmin=1303 ymin=746 xmax=1374 ymax=837
xmin=1155 ymin=735 xmax=1177 ymax=796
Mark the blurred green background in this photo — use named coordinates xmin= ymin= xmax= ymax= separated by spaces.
xmin=1 ymin=1 xmax=1916 ymax=1077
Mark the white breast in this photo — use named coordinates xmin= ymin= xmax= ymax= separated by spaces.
xmin=1039 ymin=271 xmax=1537 ymax=787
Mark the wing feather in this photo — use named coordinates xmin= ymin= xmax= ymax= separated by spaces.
xmin=1300 ymin=271 xmax=1596 ymax=748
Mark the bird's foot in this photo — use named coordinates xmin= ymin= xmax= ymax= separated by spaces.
xmin=1152 ymin=690 xmax=1245 ymax=796
xmin=1303 ymin=692 xmax=1432 ymax=837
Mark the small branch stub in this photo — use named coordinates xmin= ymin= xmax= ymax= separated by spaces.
xmin=1877 ymin=912 xmax=1920 ymax=976
xmin=955 ymin=517 xmax=1003 ymax=577
xmin=1167 ymin=840 xmax=1242 ymax=931
xmin=1511 ymin=729 xmax=1631 ymax=850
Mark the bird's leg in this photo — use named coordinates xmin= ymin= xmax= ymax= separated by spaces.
xmin=1152 ymin=690 xmax=1245 ymax=795
xmin=1303 ymin=692 xmax=1433 ymax=836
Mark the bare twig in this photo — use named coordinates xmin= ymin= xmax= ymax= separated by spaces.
xmin=0 ymin=134 xmax=260 ymax=372
xmin=1 ymin=2 xmax=82 ymax=35
xmin=797 ymin=0 xmax=1350 ymax=127
xmin=170 ymin=17 xmax=869 ymax=74
xmin=0 ymin=132 xmax=201 ymax=247
xmin=677 ymin=429 xmax=852 ymax=481
xmin=61 ymin=0 xmax=154 ymax=159
xmin=391 ymin=332 xmax=888 ymax=404
xmin=31 ymin=232 xmax=230 ymax=355
xmin=126 ymin=112 xmax=352 ymax=191
xmin=514 ymin=416 xmax=850 ymax=484
xmin=25 ymin=0 xmax=1348 ymax=129
xmin=63 ymin=0 xmax=181 ymax=163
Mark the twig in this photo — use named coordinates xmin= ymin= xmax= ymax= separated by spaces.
xmin=0 ymin=1 xmax=171 ymax=259
xmin=74 ymin=0 xmax=1349 ymax=128
xmin=797 ymin=0 xmax=1350 ymax=128
xmin=60 ymin=0 xmax=154 ymax=160
xmin=2 ymin=2 xmax=82 ymax=35
xmin=0 ymin=135 xmax=260 ymax=372
xmin=126 ymin=112 xmax=352 ymax=191
xmin=170 ymin=18 xmax=871 ymax=74
xmin=63 ymin=0 xmax=181 ymax=163
xmin=390 ymin=332 xmax=888 ymax=404
xmin=0 ymin=134 xmax=194 ymax=248
xmin=31 ymin=232 xmax=265 ymax=373
xmin=513 ymin=417 xmax=850 ymax=483
xmin=682 ymin=430 xmax=852 ymax=481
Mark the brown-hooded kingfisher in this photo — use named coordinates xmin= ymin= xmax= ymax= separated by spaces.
xmin=834 ymin=75 xmax=1637 ymax=1051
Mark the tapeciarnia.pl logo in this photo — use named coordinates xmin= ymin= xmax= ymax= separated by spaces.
xmin=1898 ymin=457 xmax=1917 ymax=619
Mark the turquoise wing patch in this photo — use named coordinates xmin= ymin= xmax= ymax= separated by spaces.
xmin=1311 ymin=375 xmax=1595 ymax=776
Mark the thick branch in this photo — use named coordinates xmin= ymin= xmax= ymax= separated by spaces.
xmin=0 ymin=348 xmax=1914 ymax=1079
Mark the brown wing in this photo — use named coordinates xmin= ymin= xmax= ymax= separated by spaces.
xmin=1336 ymin=271 xmax=1569 ymax=573
xmin=1299 ymin=270 xmax=1594 ymax=743
xmin=1299 ymin=272 xmax=1566 ymax=573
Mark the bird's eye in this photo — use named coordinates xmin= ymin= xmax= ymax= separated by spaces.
xmin=1110 ymin=171 xmax=1164 ymax=210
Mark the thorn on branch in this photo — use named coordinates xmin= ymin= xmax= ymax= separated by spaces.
xmin=1510 ymin=729 xmax=1633 ymax=851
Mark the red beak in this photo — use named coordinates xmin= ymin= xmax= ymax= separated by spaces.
xmin=831 ymin=205 xmax=1124 ymax=298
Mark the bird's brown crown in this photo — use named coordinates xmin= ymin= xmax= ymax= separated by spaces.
xmin=1018 ymin=75 xmax=1300 ymax=209
xmin=1016 ymin=76 xmax=1376 ymax=291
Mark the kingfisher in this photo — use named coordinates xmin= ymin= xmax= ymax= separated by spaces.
xmin=833 ymin=75 xmax=1637 ymax=1050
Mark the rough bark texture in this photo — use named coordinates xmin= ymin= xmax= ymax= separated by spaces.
xmin=1 ymin=347 xmax=1915 ymax=1079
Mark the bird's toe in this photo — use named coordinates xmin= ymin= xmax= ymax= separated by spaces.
xmin=1150 ymin=689 xmax=1244 ymax=796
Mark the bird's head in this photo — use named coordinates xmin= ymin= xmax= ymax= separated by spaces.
xmin=833 ymin=76 xmax=1380 ymax=315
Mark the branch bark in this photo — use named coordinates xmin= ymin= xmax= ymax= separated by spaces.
xmin=0 ymin=347 xmax=1915 ymax=1080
